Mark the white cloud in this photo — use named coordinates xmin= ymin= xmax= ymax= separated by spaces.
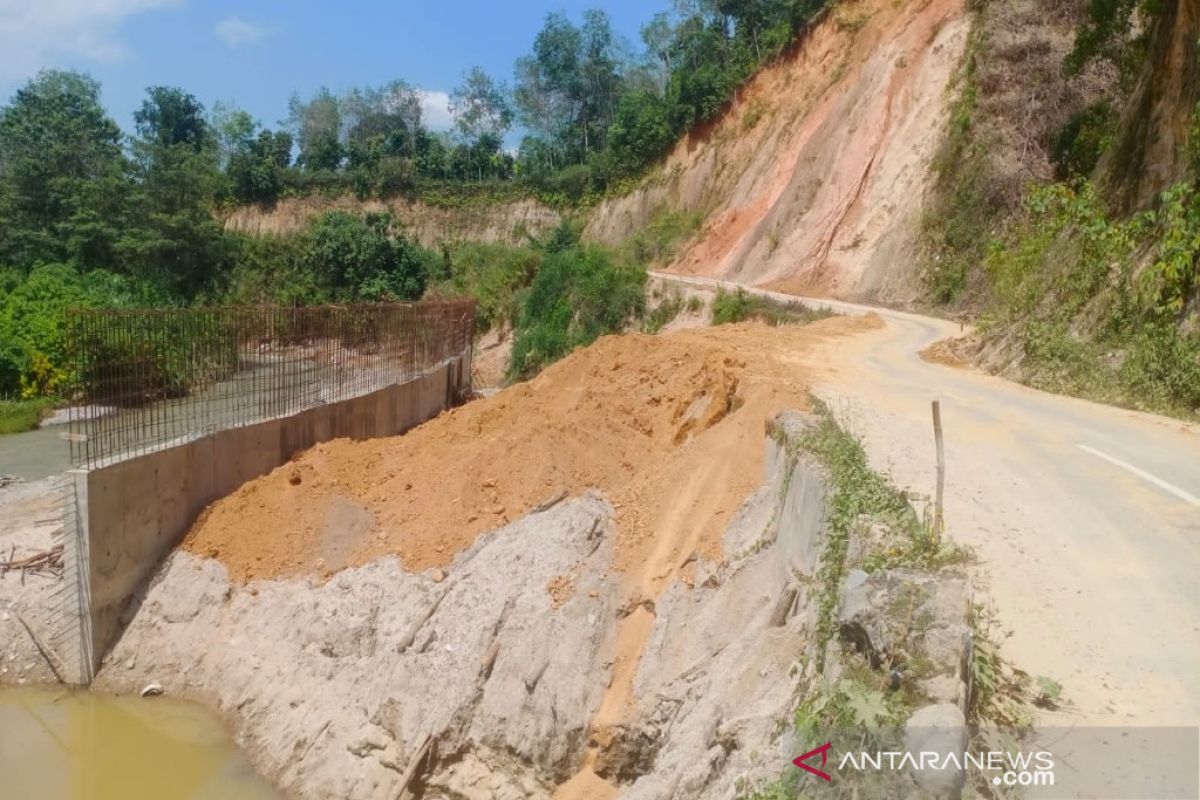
xmin=418 ymin=90 xmax=454 ymax=132
xmin=214 ymin=16 xmax=271 ymax=48
xmin=0 ymin=0 xmax=179 ymax=83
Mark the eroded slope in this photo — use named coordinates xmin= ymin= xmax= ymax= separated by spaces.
xmin=586 ymin=0 xmax=968 ymax=302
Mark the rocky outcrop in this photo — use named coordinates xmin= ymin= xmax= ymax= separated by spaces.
xmin=94 ymin=410 xmax=976 ymax=799
xmin=98 ymin=494 xmax=620 ymax=799
xmin=838 ymin=567 xmax=973 ymax=712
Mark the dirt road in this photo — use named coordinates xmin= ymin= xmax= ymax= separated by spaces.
xmin=656 ymin=272 xmax=1200 ymax=726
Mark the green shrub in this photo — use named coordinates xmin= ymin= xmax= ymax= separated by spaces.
xmin=643 ymin=296 xmax=684 ymax=334
xmin=1051 ymin=102 xmax=1116 ymax=180
xmin=0 ymin=398 xmax=56 ymax=435
xmin=711 ymin=288 xmax=833 ymax=326
xmin=0 ymin=264 xmax=138 ymax=397
xmin=540 ymin=165 xmax=592 ymax=203
xmin=622 ymin=208 xmax=703 ymax=266
xmin=302 ymin=211 xmax=430 ymax=302
xmin=429 ymin=242 xmax=540 ymax=333
xmin=508 ymin=245 xmax=646 ymax=379
xmin=979 ymin=179 xmax=1200 ymax=417
xmin=711 ymin=288 xmax=754 ymax=325
xmin=1120 ymin=325 xmax=1200 ymax=413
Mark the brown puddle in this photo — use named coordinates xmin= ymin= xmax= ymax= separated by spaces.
xmin=0 ymin=688 xmax=278 ymax=800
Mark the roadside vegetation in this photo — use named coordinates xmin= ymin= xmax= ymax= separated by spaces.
xmin=791 ymin=401 xmax=967 ymax=658
xmin=744 ymin=407 xmax=998 ymax=800
xmin=742 ymin=404 xmax=1035 ymax=800
xmin=0 ymin=398 xmax=55 ymax=435
xmin=924 ymin=0 xmax=1200 ymax=419
xmin=711 ymin=288 xmax=834 ymax=327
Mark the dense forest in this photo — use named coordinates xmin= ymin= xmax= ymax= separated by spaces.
xmin=0 ymin=0 xmax=831 ymax=407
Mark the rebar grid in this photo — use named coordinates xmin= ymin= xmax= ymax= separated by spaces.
xmin=65 ymin=301 xmax=475 ymax=470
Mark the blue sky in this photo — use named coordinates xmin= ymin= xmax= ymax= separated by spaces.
xmin=0 ymin=0 xmax=653 ymax=137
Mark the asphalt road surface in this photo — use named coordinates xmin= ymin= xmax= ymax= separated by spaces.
xmin=656 ymin=272 xmax=1200 ymax=726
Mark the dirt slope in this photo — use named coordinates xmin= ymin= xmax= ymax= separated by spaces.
xmin=174 ymin=314 xmax=879 ymax=798
xmin=184 ymin=315 xmax=879 ymax=585
xmin=585 ymin=0 xmax=968 ymax=302
xmin=224 ymin=195 xmax=561 ymax=247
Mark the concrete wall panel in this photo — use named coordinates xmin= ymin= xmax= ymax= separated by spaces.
xmin=65 ymin=353 xmax=471 ymax=684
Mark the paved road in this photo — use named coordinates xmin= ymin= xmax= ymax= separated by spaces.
xmin=655 ymin=272 xmax=1200 ymax=725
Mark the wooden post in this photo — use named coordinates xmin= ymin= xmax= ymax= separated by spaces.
xmin=932 ymin=400 xmax=945 ymax=539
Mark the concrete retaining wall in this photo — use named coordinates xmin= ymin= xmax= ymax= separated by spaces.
xmin=59 ymin=355 xmax=470 ymax=684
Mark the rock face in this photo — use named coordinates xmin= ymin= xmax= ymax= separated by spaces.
xmin=904 ymin=703 xmax=969 ymax=797
xmin=838 ymin=567 xmax=973 ymax=713
xmin=584 ymin=0 xmax=969 ymax=303
xmin=93 ymin=412 xmax=976 ymax=799
xmin=93 ymin=413 xmax=843 ymax=799
xmin=602 ymin=413 xmax=833 ymax=799
xmin=98 ymin=494 xmax=621 ymax=799
xmin=837 ymin=567 xmax=974 ymax=799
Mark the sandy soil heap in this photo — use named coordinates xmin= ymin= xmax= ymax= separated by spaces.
xmin=184 ymin=315 xmax=880 ymax=587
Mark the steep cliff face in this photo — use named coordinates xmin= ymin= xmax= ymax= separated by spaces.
xmin=224 ymin=196 xmax=562 ymax=247
xmin=585 ymin=0 xmax=969 ymax=302
xmin=1101 ymin=0 xmax=1200 ymax=214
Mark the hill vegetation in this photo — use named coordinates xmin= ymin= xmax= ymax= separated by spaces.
xmin=923 ymin=0 xmax=1200 ymax=417
xmin=0 ymin=1 xmax=835 ymax=408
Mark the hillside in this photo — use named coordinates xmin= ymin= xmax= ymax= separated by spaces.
xmin=587 ymin=0 xmax=967 ymax=302
xmin=224 ymin=195 xmax=562 ymax=248
xmin=211 ymin=0 xmax=1200 ymax=414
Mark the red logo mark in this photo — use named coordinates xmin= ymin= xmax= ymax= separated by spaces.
xmin=793 ymin=742 xmax=833 ymax=782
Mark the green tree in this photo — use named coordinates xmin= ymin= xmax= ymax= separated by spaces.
xmin=121 ymin=86 xmax=227 ymax=296
xmin=303 ymin=212 xmax=428 ymax=301
xmin=509 ymin=243 xmax=645 ymax=378
xmin=288 ymin=87 xmax=343 ymax=171
xmin=451 ymin=67 xmax=514 ymax=180
xmin=343 ymin=80 xmax=423 ymax=167
xmin=134 ymin=86 xmax=210 ymax=150
xmin=0 ymin=70 xmax=129 ymax=271
xmin=211 ymin=102 xmax=257 ymax=168
xmin=608 ymin=90 xmax=675 ymax=174
xmin=228 ymin=128 xmax=293 ymax=203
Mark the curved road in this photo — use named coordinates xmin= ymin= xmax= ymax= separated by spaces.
xmin=656 ymin=272 xmax=1200 ymax=726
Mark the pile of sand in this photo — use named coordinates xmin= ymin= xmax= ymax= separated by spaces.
xmin=184 ymin=315 xmax=880 ymax=587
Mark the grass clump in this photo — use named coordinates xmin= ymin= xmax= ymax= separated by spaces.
xmin=643 ymin=294 xmax=684 ymax=334
xmin=793 ymin=401 xmax=966 ymax=662
xmin=711 ymin=289 xmax=835 ymax=327
xmin=0 ymin=397 xmax=56 ymax=435
xmin=620 ymin=208 xmax=704 ymax=267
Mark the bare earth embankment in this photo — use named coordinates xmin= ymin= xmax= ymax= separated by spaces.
xmin=586 ymin=0 xmax=968 ymax=303
xmin=95 ymin=315 xmax=884 ymax=799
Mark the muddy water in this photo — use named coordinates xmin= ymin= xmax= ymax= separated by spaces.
xmin=0 ymin=688 xmax=279 ymax=799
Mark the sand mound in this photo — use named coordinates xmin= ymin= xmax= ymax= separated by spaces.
xmin=183 ymin=315 xmax=880 ymax=585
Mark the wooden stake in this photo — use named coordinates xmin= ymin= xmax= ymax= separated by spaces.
xmin=397 ymin=733 xmax=433 ymax=800
xmin=932 ymin=400 xmax=945 ymax=539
